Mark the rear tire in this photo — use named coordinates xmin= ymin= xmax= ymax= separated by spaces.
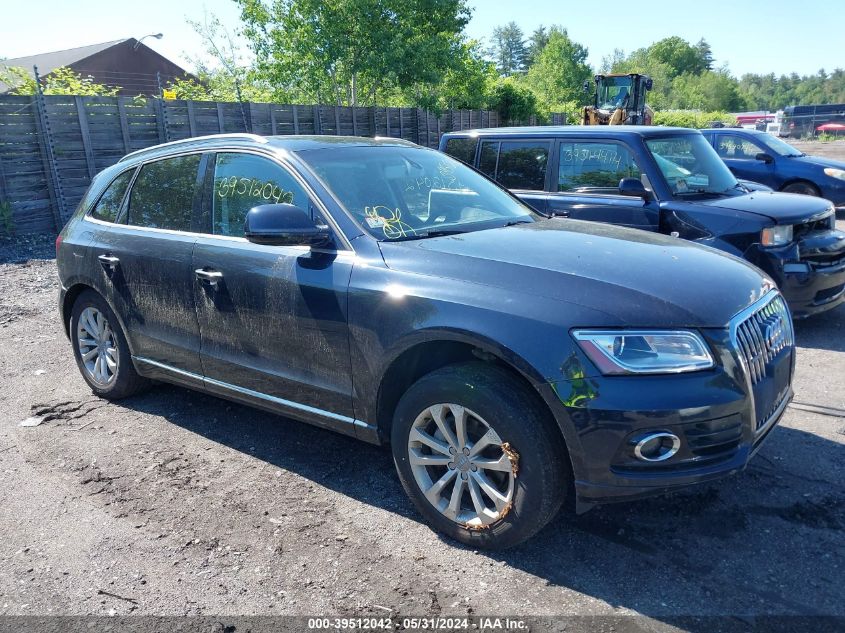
xmin=70 ymin=289 xmax=150 ymax=399
xmin=781 ymin=181 xmax=821 ymax=197
xmin=391 ymin=362 xmax=570 ymax=549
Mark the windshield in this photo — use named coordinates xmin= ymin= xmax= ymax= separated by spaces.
xmin=757 ymin=133 xmax=804 ymax=157
xmin=597 ymin=77 xmax=632 ymax=110
xmin=300 ymin=146 xmax=537 ymax=240
xmin=646 ymin=134 xmax=739 ymax=197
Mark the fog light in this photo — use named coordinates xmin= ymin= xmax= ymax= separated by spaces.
xmin=634 ymin=432 xmax=681 ymax=462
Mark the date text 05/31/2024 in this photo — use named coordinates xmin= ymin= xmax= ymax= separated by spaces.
xmin=306 ymin=617 xmax=528 ymax=630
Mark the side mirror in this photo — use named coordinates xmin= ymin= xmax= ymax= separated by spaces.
xmin=244 ymin=203 xmax=333 ymax=247
xmin=644 ymin=78 xmax=653 ymax=91
xmin=755 ymin=152 xmax=774 ymax=164
xmin=583 ymin=80 xmax=591 ymax=93
xmin=619 ymin=178 xmax=651 ymax=200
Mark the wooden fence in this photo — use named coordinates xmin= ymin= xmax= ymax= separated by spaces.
xmin=0 ymin=95 xmax=558 ymax=235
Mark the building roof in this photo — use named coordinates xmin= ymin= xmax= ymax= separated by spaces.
xmin=2 ymin=40 xmax=126 ymax=77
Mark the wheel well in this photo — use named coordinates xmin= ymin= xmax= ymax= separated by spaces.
xmin=779 ymin=178 xmax=819 ymax=194
xmin=375 ymin=341 xmax=553 ymax=444
xmin=61 ymin=283 xmax=93 ymax=336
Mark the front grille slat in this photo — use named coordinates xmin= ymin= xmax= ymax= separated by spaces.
xmin=733 ymin=293 xmax=793 ymax=387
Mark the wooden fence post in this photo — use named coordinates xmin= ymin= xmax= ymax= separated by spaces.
xmin=32 ymin=69 xmax=65 ymax=230
xmin=74 ymin=96 xmax=96 ymax=180
xmin=292 ymin=105 xmax=300 ymax=134
xmin=217 ymin=102 xmax=225 ymax=133
xmin=117 ymin=97 xmax=131 ymax=153
xmin=313 ymin=105 xmax=322 ymax=134
xmin=186 ymin=100 xmax=197 ymax=137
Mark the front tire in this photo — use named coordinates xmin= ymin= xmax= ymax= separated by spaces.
xmin=391 ymin=362 xmax=570 ymax=548
xmin=781 ymin=181 xmax=821 ymax=197
xmin=70 ymin=289 xmax=149 ymax=399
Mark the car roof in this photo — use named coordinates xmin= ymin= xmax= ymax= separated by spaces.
xmin=441 ymin=125 xmax=700 ymax=139
xmin=701 ymin=128 xmax=764 ymax=135
xmin=118 ymin=133 xmax=420 ymax=165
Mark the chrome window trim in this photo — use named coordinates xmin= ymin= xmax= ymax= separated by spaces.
xmin=85 ymin=146 xmax=354 ymax=252
xmin=133 ymin=356 xmax=374 ymax=432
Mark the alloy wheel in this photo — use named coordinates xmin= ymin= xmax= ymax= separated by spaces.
xmin=76 ymin=306 xmax=118 ymax=386
xmin=407 ymin=403 xmax=517 ymax=529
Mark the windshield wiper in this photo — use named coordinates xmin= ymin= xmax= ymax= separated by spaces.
xmin=389 ymin=228 xmax=467 ymax=241
xmin=503 ymin=219 xmax=533 ymax=227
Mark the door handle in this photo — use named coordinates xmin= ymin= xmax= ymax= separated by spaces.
xmin=195 ymin=268 xmax=223 ymax=288
xmin=98 ymin=254 xmax=120 ymax=271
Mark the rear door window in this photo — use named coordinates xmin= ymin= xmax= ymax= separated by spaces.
xmin=558 ymin=141 xmax=643 ymax=192
xmin=127 ymin=154 xmax=202 ymax=231
xmin=496 ymin=141 xmax=550 ymax=190
xmin=476 ymin=139 xmax=550 ymax=191
xmin=90 ymin=170 xmax=134 ymax=223
xmin=211 ymin=153 xmax=310 ymax=238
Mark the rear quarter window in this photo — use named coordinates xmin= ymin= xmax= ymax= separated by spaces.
xmin=89 ymin=170 xmax=134 ymax=223
xmin=442 ymin=137 xmax=479 ymax=165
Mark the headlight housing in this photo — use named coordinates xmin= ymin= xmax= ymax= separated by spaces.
xmin=761 ymin=224 xmax=793 ymax=247
xmin=824 ymin=167 xmax=845 ymax=181
xmin=572 ymin=330 xmax=715 ymax=375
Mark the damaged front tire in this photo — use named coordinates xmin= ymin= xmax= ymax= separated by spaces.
xmin=391 ymin=362 xmax=570 ymax=549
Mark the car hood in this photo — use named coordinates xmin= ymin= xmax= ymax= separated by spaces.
xmin=791 ymin=154 xmax=845 ymax=171
xmin=378 ymin=219 xmax=771 ymax=328
xmin=695 ymin=191 xmax=833 ymax=224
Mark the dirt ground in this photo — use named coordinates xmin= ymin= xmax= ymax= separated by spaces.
xmin=0 ymin=215 xmax=843 ymax=627
xmin=785 ymin=138 xmax=845 ymax=161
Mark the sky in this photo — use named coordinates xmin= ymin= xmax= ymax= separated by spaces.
xmin=0 ymin=0 xmax=839 ymax=78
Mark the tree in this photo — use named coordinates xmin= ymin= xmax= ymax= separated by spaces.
xmin=525 ymin=26 xmax=549 ymax=68
xmin=402 ymin=39 xmax=497 ymax=111
xmin=235 ymin=0 xmax=471 ymax=106
xmin=523 ymin=26 xmax=592 ymax=119
xmin=488 ymin=21 xmax=528 ymax=76
xmin=694 ymin=38 xmax=714 ymax=72
xmin=0 ymin=66 xmax=120 ymax=96
xmin=180 ymin=11 xmax=278 ymax=103
xmin=648 ymin=36 xmax=708 ymax=77
xmin=487 ymin=78 xmax=537 ymax=123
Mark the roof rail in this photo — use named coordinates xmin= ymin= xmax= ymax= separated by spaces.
xmin=119 ymin=133 xmax=268 ymax=162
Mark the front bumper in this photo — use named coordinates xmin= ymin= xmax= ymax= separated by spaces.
xmin=750 ymin=230 xmax=845 ymax=318
xmin=541 ymin=322 xmax=795 ymax=509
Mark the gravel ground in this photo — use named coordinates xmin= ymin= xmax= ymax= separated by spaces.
xmin=0 ymin=221 xmax=843 ymax=626
xmin=786 ymin=139 xmax=845 ymax=161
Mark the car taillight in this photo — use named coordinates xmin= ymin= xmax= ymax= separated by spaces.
xmin=55 ymin=234 xmax=63 ymax=255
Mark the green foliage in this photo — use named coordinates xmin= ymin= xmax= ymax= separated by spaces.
xmin=487 ymin=22 xmax=528 ymax=76
xmin=235 ymin=0 xmax=471 ymax=106
xmin=525 ymin=27 xmax=549 ymax=68
xmin=609 ymin=36 xmax=845 ymax=112
xmin=523 ymin=26 xmax=592 ymax=120
xmin=487 ymin=78 xmax=537 ymax=123
xmin=1 ymin=66 xmax=120 ymax=96
xmin=817 ymin=132 xmax=845 ymax=142
xmin=400 ymin=39 xmax=497 ymax=112
xmin=652 ymin=110 xmax=737 ymax=129
xmin=0 ymin=201 xmax=15 ymax=236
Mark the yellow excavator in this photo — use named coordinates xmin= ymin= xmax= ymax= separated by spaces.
xmin=582 ymin=73 xmax=654 ymax=125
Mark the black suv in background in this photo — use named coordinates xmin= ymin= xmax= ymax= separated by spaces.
xmin=440 ymin=126 xmax=845 ymax=318
xmin=58 ymin=133 xmax=794 ymax=548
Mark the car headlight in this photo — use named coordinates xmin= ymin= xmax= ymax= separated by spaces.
xmin=572 ymin=330 xmax=715 ymax=375
xmin=761 ymin=225 xmax=793 ymax=247
xmin=824 ymin=167 xmax=845 ymax=181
